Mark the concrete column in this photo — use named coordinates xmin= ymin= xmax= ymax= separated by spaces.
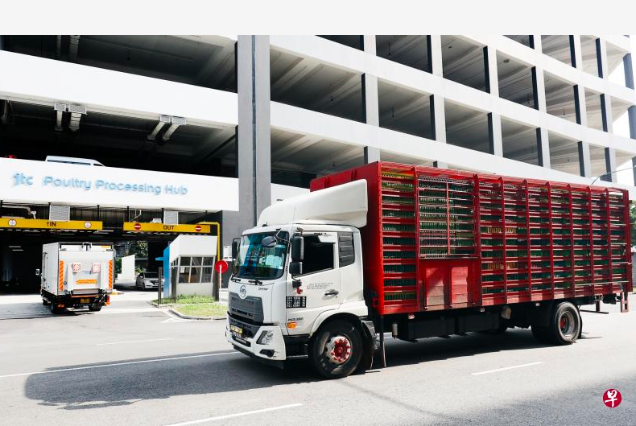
xmin=597 ymin=39 xmax=610 ymax=80
xmin=488 ymin=113 xmax=503 ymax=157
xmin=429 ymin=35 xmax=444 ymax=77
xmin=578 ymin=141 xmax=592 ymax=178
xmin=601 ymin=94 xmax=614 ymax=133
xmin=364 ymin=146 xmax=380 ymax=163
xmin=484 ymin=45 xmax=503 ymax=157
xmin=535 ymin=128 xmax=551 ymax=168
xmin=571 ymin=35 xmax=582 ymax=69
xmin=531 ymin=38 xmax=552 ymax=169
xmin=604 ymin=147 xmax=617 ymax=183
xmin=625 ymin=53 xmax=635 ymax=90
xmin=362 ymin=36 xmax=381 ymax=164
xmin=222 ymin=35 xmax=271 ymax=248
xmin=362 ymin=73 xmax=379 ymax=126
xmin=574 ymin=84 xmax=588 ymax=127
xmin=484 ymin=45 xmax=499 ymax=98
xmin=430 ymin=94 xmax=448 ymax=168
xmin=621 ymin=54 xmax=636 ymax=185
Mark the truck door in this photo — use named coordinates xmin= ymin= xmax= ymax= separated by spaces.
xmin=289 ymin=233 xmax=340 ymax=332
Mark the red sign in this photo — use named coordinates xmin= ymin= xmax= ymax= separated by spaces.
xmin=215 ymin=260 xmax=229 ymax=274
xmin=603 ymin=389 xmax=622 ymax=408
xmin=134 ymin=223 xmax=142 ymax=231
xmin=195 ymin=225 xmax=202 ymax=232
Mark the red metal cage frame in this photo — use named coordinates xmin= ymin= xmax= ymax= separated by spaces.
xmin=310 ymin=162 xmax=633 ymax=316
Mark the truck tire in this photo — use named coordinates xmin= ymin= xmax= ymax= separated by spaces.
xmin=50 ymin=304 xmax=63 ymax=314
xmin=88 ymin=303 xmax=102 ymax=312
xmin=42 ymin=298 xmax=50 ymax=306
xmin=309 ymin=320 xmax=363 ymax=379
xmin=546 ymin=301 xmax=581 ymax=345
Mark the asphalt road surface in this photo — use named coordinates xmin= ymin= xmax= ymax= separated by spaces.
xmin=1 ymin=290 xmax=634 ymax=426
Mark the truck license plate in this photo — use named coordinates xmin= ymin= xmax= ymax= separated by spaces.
xmin=80 ymin=298 xmax=91 ymax=304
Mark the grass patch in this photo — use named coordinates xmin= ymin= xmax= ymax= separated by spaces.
xmin=153 ymin=294 xmax=215 ymax=305
xmin=174 ymin=303 xmax=227 ymax=318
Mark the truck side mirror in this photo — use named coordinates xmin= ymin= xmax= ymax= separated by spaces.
xmin=35 ymin=269 xmax=41 ymax=277
xmin=231 ymin=239 xmax=240 ymax=260
xmin=291 ymin=235 xmax=304 ymax=262
xmin=289 ymin=261 xmax=303 ymax=276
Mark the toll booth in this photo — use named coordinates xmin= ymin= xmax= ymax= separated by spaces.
xmin=164 ymin=235 xmax=217 ymax=297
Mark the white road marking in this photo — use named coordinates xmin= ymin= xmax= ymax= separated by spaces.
xmin=96 ymin=308 xmax=161 ymax=314
xmin=97 ymin=338 xmax=175 ymax=346
xmin=472 ymin=361 xmax=543 ymax=376
xmin=161 ymin=317 xmax=190 ymax=323
xmin=0 ymin=351 xmax=240 ymax=379
xmin=164 ymin=403 xmax=304 ymax=426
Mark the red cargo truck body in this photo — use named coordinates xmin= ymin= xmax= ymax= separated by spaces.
xmin=310 ymin=162 xmax=632 ymax=316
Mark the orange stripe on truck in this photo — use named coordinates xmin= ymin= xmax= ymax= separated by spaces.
xmin=108 ymin=260 xmax=113 ymax=289
xmin=59 ymin=261 xmax=64 ymax=292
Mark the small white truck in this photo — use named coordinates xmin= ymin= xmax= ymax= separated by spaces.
xmin=40 ymin=242 xmax=115 ymax=313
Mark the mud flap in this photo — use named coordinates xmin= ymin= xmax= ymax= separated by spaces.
xmin=357 ymin=320 xmax=376 ymax=373
xmin=620 ymin=292 xmax=629 ymax=313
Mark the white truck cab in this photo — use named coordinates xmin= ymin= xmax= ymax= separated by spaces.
xmin=226 ymin=180 xmax=376 ymax=378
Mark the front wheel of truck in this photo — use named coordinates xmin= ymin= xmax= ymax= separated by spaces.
xmin=309 ymin=320 xmax=363 ymax=379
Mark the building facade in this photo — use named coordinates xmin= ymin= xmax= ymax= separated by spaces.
xmin=0 ymin=35 xmax=635 ymax=288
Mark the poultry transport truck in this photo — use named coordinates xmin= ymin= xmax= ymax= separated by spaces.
xmin=41 ymin=242 xmax=115 ymax=313
xmin=226 ymin=162 xmax=632 ymax=379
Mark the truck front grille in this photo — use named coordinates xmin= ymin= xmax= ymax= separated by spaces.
xmin=228 ymin=292 xmax=264 ymax=324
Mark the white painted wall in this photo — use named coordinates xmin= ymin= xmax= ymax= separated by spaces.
xmin=118 ymin=255 xmax=136 ymax=282
xmin=169 ymin=235 xmax=218 ymax=297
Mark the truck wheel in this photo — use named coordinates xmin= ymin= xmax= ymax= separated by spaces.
xmin=309 ymin=320 xmax=363 ymax=379
xmin=50 ymin=304 xmax=63 ymax=314
xmin=42 ymin=299 xmax=50 ymax=306
xmin=546 ymin=301 xmax=581 ymax=345
xmin=88 ymin=303 xmax=102 ymax=312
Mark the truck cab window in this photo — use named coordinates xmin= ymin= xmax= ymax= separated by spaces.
xmin=301 ymin=235 xmax=334 ymax=275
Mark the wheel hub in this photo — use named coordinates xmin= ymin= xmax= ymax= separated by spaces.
xmin=325 ymin=335 xmax=352 ymax=365
xmin=559 ymin=311 xmax=575 ymax=337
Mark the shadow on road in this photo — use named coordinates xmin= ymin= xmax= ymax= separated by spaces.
xmin=24 ymin=349 xmax=317 ymax=411
xmin=21 ymin=328 xmax=583 ymax=411
xmin=383 ymin=328 xmax=558 ymax=368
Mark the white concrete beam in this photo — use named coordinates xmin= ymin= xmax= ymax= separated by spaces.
xmin=0 ymin=51 xmax=238 ymax=129
xmin=271 ymin=101 xmax=636 ymax=197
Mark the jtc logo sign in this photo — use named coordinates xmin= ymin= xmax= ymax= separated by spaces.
xmin=603 ymin=389 xmax=622 ymax=408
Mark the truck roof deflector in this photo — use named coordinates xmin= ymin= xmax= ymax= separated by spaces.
xmin=258 ymin=180 xmax=368 ymax=228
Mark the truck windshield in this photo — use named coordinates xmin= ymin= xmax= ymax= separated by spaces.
xmin=233 ymin=232 xmax=289 ymax=280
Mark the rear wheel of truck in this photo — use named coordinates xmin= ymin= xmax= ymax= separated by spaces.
xmin=42 ymin=298 xmax=50 ymax=306
xmin=88 ymin=303 xmax=102 ymax=312
xmin=310 ymin=320 xmax=363 ymax=379
xmin=50 ymin=304 xmax=64 ymax=314
xmin=546 ymin=301 xmax=581 ymax=345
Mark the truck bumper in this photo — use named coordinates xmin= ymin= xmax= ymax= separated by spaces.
xmin=226 ymin=315 xmax=287 ymax=363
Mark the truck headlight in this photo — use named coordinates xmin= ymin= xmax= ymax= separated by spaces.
xmin=257 ymin=330 xmax=274 ymax=345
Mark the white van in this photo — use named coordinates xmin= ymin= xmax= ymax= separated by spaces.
xmin=40 ymin=242 xmax=115 ymax=313
xmin=45 ymin=156 xmax=105 ymax=166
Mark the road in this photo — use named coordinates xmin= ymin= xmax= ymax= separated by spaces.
xmin=1 ymin=290 xmax=634 ymax=425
